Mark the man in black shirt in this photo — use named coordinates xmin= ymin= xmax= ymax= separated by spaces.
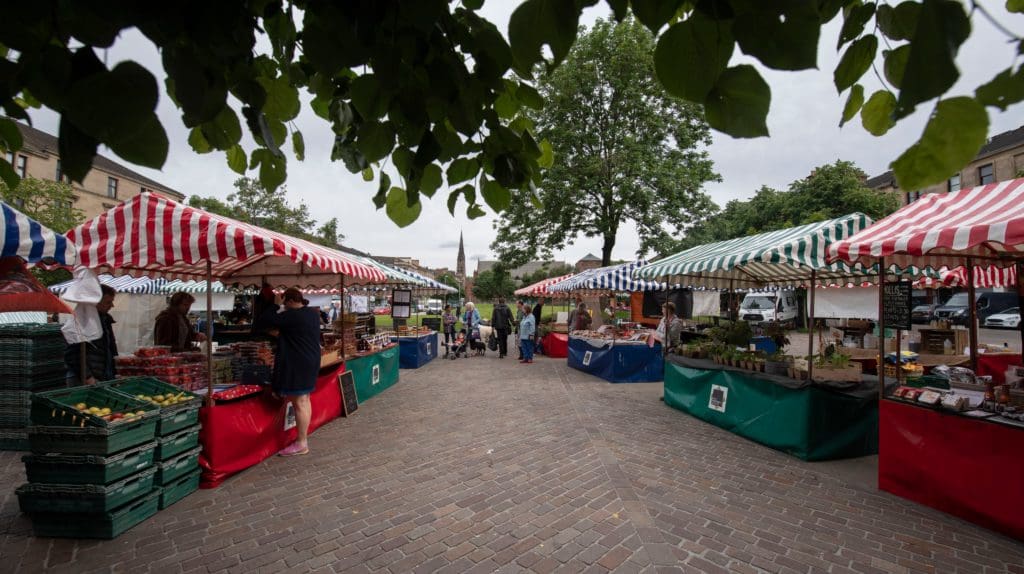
xmin=490 ymin=297 xmax=514 ymax=358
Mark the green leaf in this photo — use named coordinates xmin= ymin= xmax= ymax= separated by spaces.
xmin=975 ymin=67 xmax=1024 ymax=111
xmin=631 ymin=0 xmax=686 ymax=34
xmin=538 ymin=139 xmax=554 ymax=169
xmin=894 ymin=0 xmax=970 ymax=119
xmin=392 ymin=147 xmax=413 ymax=180
xmin=1010 ymin=0 xmax=1024 ymax=13
xmin=883 ymin=45 xmax=911 ymax=89
xmin=362 ymin=167 xmax=374 ymax=182
xmin=107 ymin=114 xmax=168 ymax=169
xmin=447 ymin=188 xmax=461 ymax=216
xmin=482 ymin=179 xmax=512 ymax=213
xmin=0 ymin=154 xmax=18 ymax=190
xmin=291 ymin=130 xmax=305 ymax=161
xmin=311 ymin=96 xmax=331 ymax=120
xmin=458 ymin=183 xmax=476 ymax=206
xmin=656 ymin=14 xmax=735 ymax=103
xmin=251 ymin=148 xmax=287 ymax=192
xmin=58 ymin=118 xmax=98 ymax=183
xmin=0 ymin=118 xmax=23 ymax=151
xmin=373 ymin=173 xmax=391 ymax=209
xmin=834 ymin=35 xmax=877 ymax=94
xmin=356 ymin=121 xmax=396 ymax=163
xmin=840 ymin=84 xmax=865 ymax=127
xmin=516 ymin=83 xmax=544 ymax=110
xmin=466 ymin=204 xmax=486 ymax=219
xmin=861 ymin=90 xmax=897 ymax=136
xmin=350 ymin=75 xmax=388 ymax=120
xmin=257 ymin=75 xmax=300 ymax=121
xmin=226 ymin=144 xmax=247 ymax=175
xmin=188 ymin=127 xmax=212 ymax=154
xmin=385 ymin=186 xmax=421 ymax=227
xmin=508 ymin=0 xmax=581 ymax=74
xmin=421 ymin=164 xmax=442 ymax=198
xmin=66 ymin=61 xmax=161 ymax=153
xmin=464 ymin=0 xmax=484 ymax=9
xmin=494 ymin=90 xmax=518 ymax=120
xmin=733 ymin=2 xmax=820 ymax=70
xmin=201 ymin=106 xmax=243 ymax=150
xmin=837 ymin=3 xmax=876 ymax=49
xmin=704 ymin=65 xmax=771 ymax=138
xmin=447 ymin=158 xmax=480 ymax=185
xmin=876 ymin=2 xmax=921 ymax=41
xmin=891 ymin=97 xmax=988 ymax=191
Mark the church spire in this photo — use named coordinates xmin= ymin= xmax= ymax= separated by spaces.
xmin=456 ymin=231 xmax=466 ymax=279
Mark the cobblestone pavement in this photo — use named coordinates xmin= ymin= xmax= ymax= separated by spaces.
xmin=2 ymin=353 xmax=1023 ymax=573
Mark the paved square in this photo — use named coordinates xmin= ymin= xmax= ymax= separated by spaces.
xmin=2 ymin=353 xmax=1022 ymax=573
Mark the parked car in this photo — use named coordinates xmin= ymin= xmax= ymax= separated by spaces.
xmin=739 ymin=291 xmax=798 ymax=325
xmin=373 ymin=305 xmax=391 ymax=315
xmin=934 ymin=291 xmax=1019 ymax=325
xmin=911 ymin=303 xmax=939 ymax=324
xmin=984 ymin=307 xmax=1020 ymax=329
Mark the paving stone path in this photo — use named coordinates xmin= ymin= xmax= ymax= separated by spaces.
xmin=2 ymin=353 xmax=1022 ymax=573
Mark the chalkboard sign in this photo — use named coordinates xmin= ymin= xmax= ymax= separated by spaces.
xmin=882 ymin=281 xmax=912 ymax=331
xmin=338 ymin=371 xmax=358 ymax=416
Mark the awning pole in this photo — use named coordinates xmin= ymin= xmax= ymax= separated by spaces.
xmin=205 ymin=260 xmax=214 ymax=407
xmin=877 ymin=258 xmax=887 ymax=398
xmin=966 ymin=257 xmax=978 ymax=372
xmin=340 ymin=273 xmax=346 ymax=359
xmin=808 ymin=270 xmax=816 ymax=382
xmin=1017 ymin=261 xmax=1024 ymax=354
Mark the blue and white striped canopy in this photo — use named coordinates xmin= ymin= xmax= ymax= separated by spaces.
xmin=49 ymin=274 xmax=167 ymax=295
xmin=396 ymin=268 xmax=458 ymax=293
xmin=548 ymin=261 xmax=666 ymax=293
xmin=1 ymin=201 xmax=77 ymax=265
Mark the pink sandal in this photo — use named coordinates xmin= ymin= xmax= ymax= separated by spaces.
xmin=278 ymin=443 xmax=309 ymax=457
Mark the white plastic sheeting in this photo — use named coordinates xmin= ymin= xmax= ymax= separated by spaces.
xmin=812 ymin=286 xmax=879 ymax=320
xmin=692 ymin=291 xmax=720 ymax=318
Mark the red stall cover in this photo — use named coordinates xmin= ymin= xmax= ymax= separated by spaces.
xmin=975 ymin=353 xmax=1022 ymax=385
xmin=543 ymin=332 xmax=569 ymax=358
xmin=199 ymin=363 xmax=344 ymax=488
xmin=879 ymin=400 xmax=1024 ymax=541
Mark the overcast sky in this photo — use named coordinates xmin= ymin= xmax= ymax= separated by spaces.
xmin=27 ymin=3 xmax=1023 ymax=273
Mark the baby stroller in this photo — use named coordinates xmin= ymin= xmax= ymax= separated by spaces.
xmin=444 ymin=328 xmax=485 ymax=359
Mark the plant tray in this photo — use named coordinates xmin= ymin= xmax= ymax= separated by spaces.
xmin=28 ymin=489 xmax=159 ymax=539
xmin=0 ymin=371 xmax=67 ymax=391
xmin=156 ymin=425 xmax=200 ymax=461
xmin=0 ymin=429 xmax=29 ymax=451
xmin=101 ymin=377 xmax=201 ymax=435
xmin=158 ymin=469 xmax=200 ymax=509
xmin=0 ymin=390 xmax=34 ymax=408
xmin=28 ymin=419 xmax=158 ymax=456
xmin=0 ymin=358 xmax=66 ymax=376
xmin=156 ymin=446 xmax=202 ymax=486
xmin=31 ymin=385 xmax=159 ymax=428
xmin=0 ymin=405 xmax=30 ymax=429
xmin=22 ymin=441 xmax=157 ymax=485
xmin=17 ymin=466 xmax=156 ymax=513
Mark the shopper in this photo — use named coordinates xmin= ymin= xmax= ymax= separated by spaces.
xmin=154 ymin=291 xmax=207 ymax=352
xmin=254 ymin=287 xmax=322 ymax=457
xmin=463 ymin=301 xmax=481 ymax=334
xmin=442 ymin=304 xmax=457 ymax=348
xmin=532 ymin=298 xmax=544 ymax=355
xmin=520 ymin=305 xmax=536 ymax=364
xmin=64 ymin=285 xmax=118 ymax=385
xmin=515 ymin=300 xmax=525 ymax=358
xmin=491 ymin=297 xmax=514 ymax=358
xmin=649 ymin=301 xmax=684 ymax=353
xmin=573 ymin=302 xmax=592 ymax=331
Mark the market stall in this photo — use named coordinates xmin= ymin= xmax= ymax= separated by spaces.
xmin=65 ymin=193 xmax=388 ymax=487
xmin=635 ymin=214 xmax=891 ymax=459
xmin=516 ymin=273 xmax=575 ymax=358
xmin=391 ymin=328 xmax=438 ymax=369
xmin=550 ymin=261 xmax=667 ymax=382
xmin=829 ymin=178 xmax=1024 ymax=541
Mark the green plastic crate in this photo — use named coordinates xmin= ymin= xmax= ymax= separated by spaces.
xmin=31 ymin=385 xmax=159 ymax=428
xmin=0 ymin=405 xmax=30 ymax=428
xmin=0 ymin=429 xmax=29 ymax=451
xmin=17 ymin=466 xmax=156 ymax=513
xmin=156 ymin=446 xmax=202 ymax=486
xmin=0 ymin=323 xmax=63 ymax=338
xmin=102 ymin=377 xmax=201 ymax=435
xmin=22 ymin=441 xmax=157 ymax=485
xmin=156 ymin=425 xmax=200 ymax=461
xmin=28 ymin=489 xmax=160 ymax=539
xmin=158 ymin=468 xmax=200 ymax=510
xmin=0 ymin=390 xmax=33 ymax=408
xmin=0 ymin=371 xmax=67 ymax=391
xmin=28 ymin=419 xmax=158 ymax=456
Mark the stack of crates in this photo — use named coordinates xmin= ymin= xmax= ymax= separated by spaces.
xmin=101 ymin=377 xmax=202 ymax=510
xmin=0 ymin=324 xmax=68 ymax=451
xmin=19 ymin=386 xmax=162 ymax=538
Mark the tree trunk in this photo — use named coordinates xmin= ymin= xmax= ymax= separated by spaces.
xmin=601 ymin=235 xmax=615 ymax=267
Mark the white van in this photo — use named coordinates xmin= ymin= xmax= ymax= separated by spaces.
xmin=424 ymin=299 xmax=443 ymax=315
xmin=739 ymin=291 xmax=799 ymax=325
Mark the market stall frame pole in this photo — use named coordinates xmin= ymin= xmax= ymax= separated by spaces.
xmin=205 ymin=259 xmax=214 ymax=407
xmin=966 ymin=257 xmax=979 ymax=372
xmin=1017 ymin=261 xmax=1024 ymax=353
xmin=877 ymin=257 xmax=886 ymax=399
xmin=340 ymin=273 xmax=346 ymax=359
xmin=808 ymin=270 xmax=816 ymax=382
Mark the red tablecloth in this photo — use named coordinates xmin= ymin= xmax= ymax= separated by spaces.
xmin=543 ymin=332 xmax=568 ymax=358
xmin=199 ymin=362 xmax=344 ymax=488
xmin=975 ymin=353 xmax=1022 ymax=384
xmin=880 ymin=400 xmax=1024 ymax=541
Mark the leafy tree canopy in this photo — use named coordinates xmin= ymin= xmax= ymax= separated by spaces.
xmin=0 ymin=177 xmax=84 ymax=284
xmin=0 ymin=1 xmax=1020 ymax=227
xmin=672 ymin=160 xmax=900 ymax=252
xmin=472 ymin=268 xmax=516 ymax=301
xmin=492 ymin=17 xmax=719 ymax=267
xmin=516 ymin=262 xmax=575 ymax=288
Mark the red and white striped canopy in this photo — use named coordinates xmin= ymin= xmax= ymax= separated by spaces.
xmin=936 ymin=265 xmax=1016 ymax=288
xmin=65 ymin=192 xmax=386 ymax=287
xmin=514 ymin=273 xmax=574 ymax=297
xmin=829 ymin=178 xmax=1024 ymax=268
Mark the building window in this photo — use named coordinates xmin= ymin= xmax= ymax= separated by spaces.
xmin=107 ymin=177 xmax=118 ymax=198
xmin=140 ymin=186 xmax=150 ymax=194
xmin=55 ymin=160 xmax=70 ymax=183
xmin=905 ymin=190 xmax=922 ymax=204
xmin=978 ymin=163 xmax=994 ymax=185
xmin=15 ymin=155 xmax=26 ymax=178
xmin=3 ymin=151 xmax=12 ymax=165
xmin=948 ymin=173 xmax=961 ymax=192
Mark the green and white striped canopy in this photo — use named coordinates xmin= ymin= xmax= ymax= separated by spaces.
xmin=634 ymin=214 xmax=879 ymax=288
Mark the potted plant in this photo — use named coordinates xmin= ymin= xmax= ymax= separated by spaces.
xmin=811 ymin=345 xmax=862 ymax=382
xmin=764 ymin=351 xmax=792 ymax=376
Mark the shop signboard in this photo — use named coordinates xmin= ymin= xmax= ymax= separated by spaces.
xmin=338 ymin=370 xmax=358 ymax=416
xmin=883 ymin=281 xmax=912 ymax=331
